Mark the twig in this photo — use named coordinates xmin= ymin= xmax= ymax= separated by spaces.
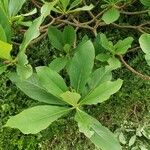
xmin=119 ymin=55 xmax=150 ymax=80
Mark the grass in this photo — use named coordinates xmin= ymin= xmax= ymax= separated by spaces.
xmin=0 ymin=35 xmax=150 ymax=150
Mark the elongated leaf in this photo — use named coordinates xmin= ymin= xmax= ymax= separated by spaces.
xmin=0 ymin=40 xmax=12 ymax=60
xmin=75 ymin=109 xmax=122 ymax=150
xmin=49 ymin=57 xmax=68 ymax=72
xmin=48 ymin=26 xmax=64 ymax=51
xmin=69 ymin=0 xmax=81 ymax=10
xmin=9 ymin=0 xmax=26 ymax=17
xmin=80 ymin=79 xmax=123 ymax=105
xmin=0 ymin=65 xmax=7 ymax=75
xmin=102 ymin=7 xmax=120 ymax=24
xmin=6 ymin=105 xmax=70 ymax=134
xmin=41 ymin=1 xmax=58 ymax=17
xmin=69 ymin=4 xmax=94 ymax=13
xmin=140 ymin=0 xmax=150 ymax=6
xmin=17 ymin=52 xmax=33 ymax=79
xmin=68 ymin=40 xmax=95 ymax=93
xmin=60 ymin=0 xmax=70 ymax=10
xmin=63 ymin=26 xmax=76 ymax=46
xmin=19 ymin=16 xmax=43 ymax=52
xmin=60 ymin=91 xmax=81 ymax=106
xmin=20 ymin=1 xmax=57 ymax=52
xmin=0 ymin=7 xmax=11 ymax=42
xmin=114 ymin=37 xmax=134 ymax=54
xmin=100 ymin=33 xmax=114 ymax=52
xmin=0 ymin=24 xmax=7 ymax=42
xmin=139 ymin=33 xmax=150 ymax=66
xmin=36 ymin=66 xmax=68 ymax=97
xmin=83 ymin=67 xmax=112 ymax=96
xmin=9 ymin=73 xmax=65 ymax=105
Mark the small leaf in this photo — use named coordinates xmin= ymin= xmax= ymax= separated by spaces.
xmin=139 ymin=33 xmax=150 ymax=66
xmin=5 ymin=105 xmax=70 ymax=134
xmin=114 ymin=37 xmax=134 ymax=54
xmin=100 ymin=33 xmax=114 ymax=52
xmin=129 ymin=135 xmax=136 ymax=147
xmin=60 ymin=91 xmax=81 ymax=106
xmin=0 ymin=40 xmax=12 ymax=60
xmin=9 ymin=73 xmax=65 ymax=105
xmin=69 ymin=0 xmax=81 ymax=10
xmin=0 ymin=24 xmax=7 ymax=42
xmin=17 ymin=52 xmax=33 ymax=79
xmin=96 ymin=53 xmax=111 ymax=62
xmin=63 ymin=26 xmax=76 ymax=46
xmin=140 ymin=0 xmax=150 ymax=6
xmin=0 ymin=65 xmax=7 ymax=75
xmin=49 ymin=57 xmax=68 ymax=72
xmin=119 ymin=132 xmax=127 ymax=145
xmin=48 ymin=26 xmax=64 ymax=51
xmin=60 ymin=0 xmax=70 ymax=10
xmin=69 ymin=4 xmax=94 ymax=13
xmin=68 ymin=40 xmax=95 ymax=93
xmin=41 ymin=1 xmax=58 ymax=17
xmin=80 ymin=79 xmax=123 ymax=105
xmin=75 ymin=109 xmax=122 ymax=150
xmin=36 ymin=66 xmax=68 ymax=97
xmin=102 ymin=7 xmax=120 ymax=24
xmin=107 ymin=57 xmax=121 ymax=70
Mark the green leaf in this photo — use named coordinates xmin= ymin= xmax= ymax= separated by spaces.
xmin=19 ymin=16 xmax=43 ymax=52
xmin=0 ymin=65 xmax=7 ymax=75
xmin=17 ymin=52 xmax=33 ymax=79
xmin=48 ymin=26 xmax=64 ymax=51
xmin=49 ymin=57 xmax=68 ymax=72
xmin=68 ymin=40 xmax=95 ymax=93
xmin=69 ymin=4 xmax=94 ymax=13
xmin=69 ymin=0 xmax=81 ymax=10
xmin=0 ymin=7 xmax=11 ymax=42
xmin=9 ymin=0 xmax=26 ymax=17
xmin=9 ymin=73 xmax=65 ymax=105
xmin=114 ymin=37 xmax=134 ymax=54
xmin=41 ymin=1 xmax=58 ymax=17
xmin=96 ymin=53 xmax=111 ymax=62
xmin=107 ymin=57 xmax=121 ymax=70
xmin=0 ymin=24 xmax=7 ymax=42
xmin=0 ymin=40 xmax=12 ymax=60
xmin=100 ymin=33 xmax=114 ymax=52
xmin=75 ymin=109 xmax=122 ymax=150
xmin=5 ymin=105 xmax=70 ymax=134
xmin=129 ymin=135 xmax=136 ymax=147
xmin=139 ymin=33 xmax=150 ymax=66
xmin=83 ymin=67 xmax=112 ymax=96
xmin=60 ymin=91 xmax=81 ymax=106
xmin=60 ymin=0 xmax=70 ymax=10
xmin=63 ymin=26 xmax=76 ymax=46
xmin=119 ymin=132 xmax=127 ymax=144
xmin=80 ymin=79 xmax=123 ymax=105
xmin=36 ymin=66 xmax=68 ymax=97
xmin=140 ymin=0 xmax=150 ymax=6
xmin=102 ymin=7 xmax=120 ymax=24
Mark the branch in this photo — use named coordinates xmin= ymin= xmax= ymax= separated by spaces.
xmin=119 ymin=55 xmax=150 ymax=80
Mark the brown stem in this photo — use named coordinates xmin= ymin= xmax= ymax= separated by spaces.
xmin=119 ymin=55 xmax=150 ymax=80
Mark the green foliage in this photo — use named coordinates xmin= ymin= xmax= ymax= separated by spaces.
xmin=1 ymin=0 xmax=150 ymax=149
xmin=139 ymin=33 xmax=150 ymax=66
xmin=5 ymin=35 xmax=123 ymax=150
xmin=48 ymin=25 xmax=76 ymax=51
xmin=102 ymin=7 xmax=120 ymax=24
